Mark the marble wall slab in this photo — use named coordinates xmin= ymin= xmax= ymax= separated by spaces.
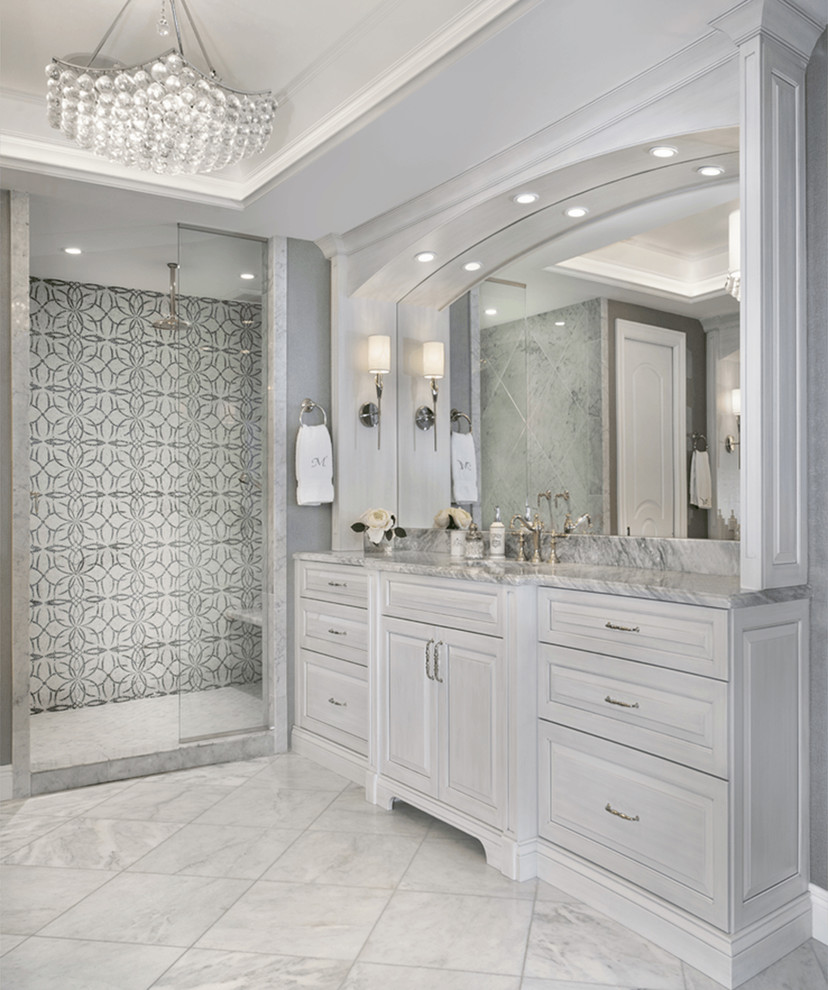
xmin=28 ymin=278 xmax=264 ymax=713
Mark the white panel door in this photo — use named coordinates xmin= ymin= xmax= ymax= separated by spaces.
xmin=380 ymin=618 xmax=438 ymax=796
xmin=616 ymin=320 xmax=686 ymax=538
xmin=439 ymin=628 xmax=504 ymax=826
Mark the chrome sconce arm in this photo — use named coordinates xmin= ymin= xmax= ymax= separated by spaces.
xmin=415 ymin=340 xmax=444 ymax=452
xmin=359 ymin=335 xmax=391 ymax=450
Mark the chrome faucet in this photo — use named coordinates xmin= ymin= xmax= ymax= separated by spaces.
xmin=510 ymin=511 xmax=546 ymax=563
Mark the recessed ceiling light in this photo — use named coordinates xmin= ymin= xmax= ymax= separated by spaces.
xmin=240 ymin=272 xmax=255 ymax=280
xmin=63 ymin=246 xmax=82 ymax=255
xmin=415 ymin=251 xmax=436 ymax=263
xmin=484 ymin=308 xmax=498 ymax=316
xmin=696 ymin=164 xmax=725 ymax=177
xmin=463 ymin=261 xmax=482 ymax=272
xmin=564 ymin=206 xmax=589 ymax=219
xmin=649 ymin=145 xmax=678 ymax=158
xmin=513 ymin=192 xmax=539 ymax=205
xmin=555 ymin=321 xmax=566 ymax=326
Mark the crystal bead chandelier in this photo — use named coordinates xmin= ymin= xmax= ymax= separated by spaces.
xmin=45 ymin=0 xmax=278 ymax=176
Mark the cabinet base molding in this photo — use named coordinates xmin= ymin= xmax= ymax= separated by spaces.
xmin=291 ymin=727 xmax=367 ymax=786
xmin=536 ymin=841 xmax=812 ymax=989
xmin=812 ymin=885 xmax=828 ymax=945
xmin=372 ymin=774 xmax=526 ymax=881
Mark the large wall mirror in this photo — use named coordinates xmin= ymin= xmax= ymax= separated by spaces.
xmin=444 ymin=192 xmax=742 ymax=541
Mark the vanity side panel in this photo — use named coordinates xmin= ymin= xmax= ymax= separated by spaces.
xmin=732 ymin=599 xmax=809 ymax=928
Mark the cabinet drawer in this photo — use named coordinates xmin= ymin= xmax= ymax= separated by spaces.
xmin=537 ymin=588 xmax=728 ymax=679
xmin=539 ymin=645 xmax=728 ymax=777
xmin=382 ymin=573 xmax=502 ymax=634
xmin=300 ymin=562 xmax=369 ymax=607
xmin=538 ymin=722 xmax=727 ymax=926
xmin=299 ymin=650 xmax=368 ymax=754
xmin=299 ymin=600 xmax=368 ymax=666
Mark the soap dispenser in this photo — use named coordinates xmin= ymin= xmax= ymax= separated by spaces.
xmin=489 ymin=506 xmax=506 ymax=558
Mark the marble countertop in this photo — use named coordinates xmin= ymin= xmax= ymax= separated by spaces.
xmin=294 ymin=550 xmax=810 ymax=609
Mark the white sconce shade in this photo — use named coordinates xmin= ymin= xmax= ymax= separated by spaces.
xmin=367 ymin=335 xmax=391 ymax=375
xmin=422 ymin=340 xmax=445 ymax=380
xmin=731 ymin=387 xmax=742 ymax=417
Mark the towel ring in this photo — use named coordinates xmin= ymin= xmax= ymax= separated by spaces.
xmin=299 ymin=398 xmax=327 ymax=427
xmin=450 ymin=408 xmax=473 ymax=434
xmin=691 ymin=432 xmax=707 ymax=452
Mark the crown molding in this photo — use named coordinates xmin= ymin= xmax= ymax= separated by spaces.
xmin=551 ymin=256 xmax=730 ymax=301
xmin=711 ymin=0 xmax=827 ymax=60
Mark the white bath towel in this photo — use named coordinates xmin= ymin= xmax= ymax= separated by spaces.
xmin=296 ymin=423 xmax=334 ymax=505
xmin=689 ymin=449 xmax=712 ymax=509
xmin=451 ymin=431 xmax=478 ymax=503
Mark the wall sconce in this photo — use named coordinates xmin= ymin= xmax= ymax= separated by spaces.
xmin=415 ymin=340 xmax=445 ymax=451
xmin=358 ymin=334 xmax=391 ymax=449
xmin=725 ymin=387 xmax=741 ymax=466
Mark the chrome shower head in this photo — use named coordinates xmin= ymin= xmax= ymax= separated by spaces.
xmin=152 ymin=261 xmax=190 ymax=329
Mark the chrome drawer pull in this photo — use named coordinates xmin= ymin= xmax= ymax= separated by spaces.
xmin=605 ymin=802 xmax=639 ymax=822
xmin=328 ymin=697 xmax=347 ymax=707
xmin=605 ymin=621 xmax=640 ymax=633
xmin=604 ymin=695 xmax=639 ymax=709
xmin=433 ymin=641 xmax=444 ymax=683
xmin=425 ymin=639 xmax=435 ymax=680
xmin=327 ymin=580 xmax=347 ymax=587
xmin=327 ymin=628 xmax=347 ymax=636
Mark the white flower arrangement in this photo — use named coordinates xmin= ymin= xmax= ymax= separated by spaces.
xmin=351 ymin=508 xmax=406 ymax=544
xmin=433 ymin=506 xmax=472 ymax=530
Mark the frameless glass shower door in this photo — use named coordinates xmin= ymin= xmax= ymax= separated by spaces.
xmin=175 ymin=225 xmax=267 ymax=741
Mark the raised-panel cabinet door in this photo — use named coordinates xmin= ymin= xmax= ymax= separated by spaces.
xmin=438 ymin=628 xmax=505 ymax=826
xmin=380 ymin=618 xmax=438 ymax=796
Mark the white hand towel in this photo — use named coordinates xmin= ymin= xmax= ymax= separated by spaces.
xmin=451 ymin=431 xmax=478 ymax=503
xmin=689 ymin=449 xmax=712 ymax=509
xmin=296 ymin=423 xmax=334 ymax=505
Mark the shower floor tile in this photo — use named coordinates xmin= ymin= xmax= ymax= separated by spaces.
xmin=29 ymin=684 xmax=264 ymax=772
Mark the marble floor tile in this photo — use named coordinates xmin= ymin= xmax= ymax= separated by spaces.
xmin=83 ymin=779 xmax=237 ymax=823
xmin=0 ymin=936 xmax=184 ymax=990
xmin=523 ymin=901 xmax=685 ymax=988
xmin=194 ymin=780 xmax=336 ymax=829
xmin=360 ymin=889 xmax=534 ymax=975
xmin=307 ymin=786 xmax=432 ymax=837
xmin=2 ymin=817 xmax=182 ymax=871
xmin=534 ymin=879 xmax=579 ymax=903
xmin=341 ymin=962 xmax=522 ymax=989
xmin=249 ymin=753 xmax=352 ymax=791
xmin=263 ymin=828 xmax=422 ymax=887
xmin=128 ymin=822 xmax=302 ymax=879
xmin=197 ymin=879 xmax=392 ymax=960
xmin=682 ymin=942 xmax=828 ymax=990
xmin=40 ymin=872 xmax=250 ymax=946
xmin=0 ymin=779 xmax=132 ymax=820
xmin=521 ymin=981 xmax=631 ymax=990
xmin=0 ymin=814 xmax=64 ymax=855
xmin=399 ymin=828 xmax=536 ymax=899
xmin=813 ymin=939 xmax=828 ymax=982
xmin=150 ymin=947 xmax=350 ymax=990
xmin=0 ymin=933 xmax=28 ymax=955
xmin=140 ymin=756 xmax=273 ymax=788
xmin=0 ymin=865 xmax=117 ymax=935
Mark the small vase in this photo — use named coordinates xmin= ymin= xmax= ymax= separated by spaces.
xmin=449 ymin=528 xmax=467 ymax=558
xmin=364 ymin=532 xmax=393 ymax=554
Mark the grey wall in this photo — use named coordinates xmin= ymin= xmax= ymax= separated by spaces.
xmin=807 ymin=28 xmax=827 ymax=891
xmin=286 ymin=238 xmax=332 ymax=733
xmin=607 ymin=301 xmax=708 ymax=539
xmin=1 ymin=192 xmax=12 ymax=766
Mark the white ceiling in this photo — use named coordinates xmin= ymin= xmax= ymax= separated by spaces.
xmin=2 ymin=0 xmax=824 ymax=307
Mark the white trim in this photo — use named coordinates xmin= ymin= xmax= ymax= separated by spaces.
xmin=0 ymin=765 xmax=13 ymax=802
xmin=812 ymin=884 xmax=828 ymax=945
xmin=553 ymin=256 xmax=729 ymax=301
